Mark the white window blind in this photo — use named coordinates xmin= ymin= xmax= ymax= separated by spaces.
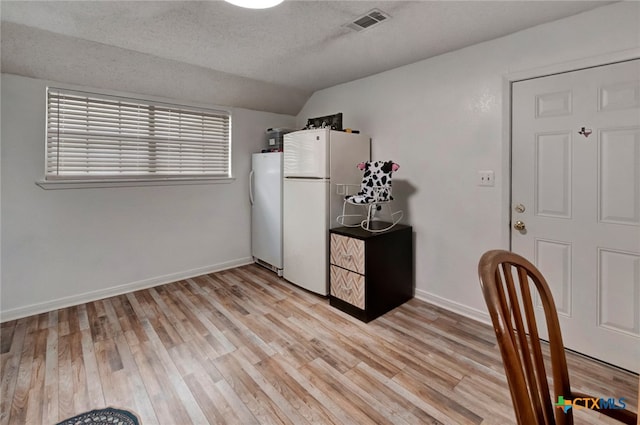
xmin=46 ymin=88 xmax=231 ymax=180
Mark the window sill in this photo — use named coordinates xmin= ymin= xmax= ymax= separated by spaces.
xmin=36 ymin=176 xmax=235 ymax=190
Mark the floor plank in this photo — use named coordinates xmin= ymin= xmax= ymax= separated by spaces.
xmin=1 ymin=263 xmax=637 ymax=424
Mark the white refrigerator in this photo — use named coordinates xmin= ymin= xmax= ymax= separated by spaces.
xmin=250 ymin=152 xmax=283 ymax=276
xmin=283 ymin=129 xmax=370 ymax=295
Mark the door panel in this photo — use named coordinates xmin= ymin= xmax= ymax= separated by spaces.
xmin=512 ymin=59 xmax=640 ymax=372
xmin=535 ymin=132 xmax=572 ymax=218
xmin=599 ymin=128 xmax=640 ymax=225
xmin=535 ymin=239 xmax=572 ymax=317
xmin=597 ymin=248 xmax=640 ymax=336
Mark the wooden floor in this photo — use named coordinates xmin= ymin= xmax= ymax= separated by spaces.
xmin=1 ymin=264 xmax=637 ymax=425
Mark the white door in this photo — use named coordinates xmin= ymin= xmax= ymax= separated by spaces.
xmin=283 ymin=129 xmax=330 ymax=178
xmin=512 ymin=59 xmax=640 ymax=373
xmin=283 ymin=178 xmax=330 ymax=295
xmin=251 ymin=153 xmax=282 ymax=270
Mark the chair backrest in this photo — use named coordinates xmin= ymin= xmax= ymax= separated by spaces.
xmin=356 ymin=160 xmax=398 ymax=202
xmin=478 ymin=250 xmax=573 ymax=425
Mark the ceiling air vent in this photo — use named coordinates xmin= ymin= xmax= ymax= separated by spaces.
xmin=346 ymin=9 xmax=390 ymax=32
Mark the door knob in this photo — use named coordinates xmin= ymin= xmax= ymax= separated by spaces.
xmin=513 ymin=220 xmax=526 ymax=231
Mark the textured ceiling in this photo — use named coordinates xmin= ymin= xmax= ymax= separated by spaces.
xmin=1 ymin=0 xmax=614 ymax=114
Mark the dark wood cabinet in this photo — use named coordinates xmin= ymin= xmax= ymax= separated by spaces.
xmin=329 ymin=224 xmax=413 ymax=322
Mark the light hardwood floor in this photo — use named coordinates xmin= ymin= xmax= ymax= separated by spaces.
xmin=1 ymin=264 xmax=637 ymax=424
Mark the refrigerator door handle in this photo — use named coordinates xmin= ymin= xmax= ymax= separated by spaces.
xmin=285 ymin=176 xmax=328 ymax=180
xmin=249 ymin=170 xmax=255 ymax=205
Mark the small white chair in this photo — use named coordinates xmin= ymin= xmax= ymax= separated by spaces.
xmin=336 ymin=160 xmax=403 ymax=233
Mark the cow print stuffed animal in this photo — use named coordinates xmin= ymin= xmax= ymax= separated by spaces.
xmin=346 ymin=160 xmax=399 ymax=205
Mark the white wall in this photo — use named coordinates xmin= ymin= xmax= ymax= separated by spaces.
xmin=297 ymin=1 xmax=640 ymax=321
xmin=1 ymin=74 xmax=295 ymax=320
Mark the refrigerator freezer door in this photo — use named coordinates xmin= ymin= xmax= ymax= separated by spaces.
xmin=283 ymin=178 xmax=330 ymax=295
xmin=283 ymin=129 xmax=330 ymax=178
xmin=251 ymin=153 xmax=283 ymax=270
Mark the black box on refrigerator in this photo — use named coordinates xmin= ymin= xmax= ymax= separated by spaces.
xmin=265 ymin=128 xmax=294 ymax=151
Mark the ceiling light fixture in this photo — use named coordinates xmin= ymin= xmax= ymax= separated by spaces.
xmin=224 ymin=0 xmax=283 ymax=9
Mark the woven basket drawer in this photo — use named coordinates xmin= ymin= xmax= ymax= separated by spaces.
xmin=330 ymin=234 xmax=365 ymax=274
xmin=330 ymin=265 xmax=365 ymax=309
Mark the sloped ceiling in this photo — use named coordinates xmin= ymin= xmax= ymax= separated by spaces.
xmin=1 ymin=1 xmax=614 ymax=115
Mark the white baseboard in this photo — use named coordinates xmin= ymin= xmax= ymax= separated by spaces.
xmin=0 ymin=257 xmax=253 ymax=322
xmin=414 ymin=288 xmax=491 ymax=326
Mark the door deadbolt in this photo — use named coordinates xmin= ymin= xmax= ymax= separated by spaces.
xmin=514 ymin=204 xmax=526 ymax=213
xmin=513 ymin=220 xmax=526 ymax=231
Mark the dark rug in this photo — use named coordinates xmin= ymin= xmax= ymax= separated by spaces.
xmin=56 ymin=407 xmax=140 ymax=425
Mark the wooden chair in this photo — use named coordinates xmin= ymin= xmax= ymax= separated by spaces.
xmin=478 ymin=249 xmax=637 ymax=425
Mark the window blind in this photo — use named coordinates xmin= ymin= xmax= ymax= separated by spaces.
xmin=46 ymin=88 xmax=231 ymax=180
